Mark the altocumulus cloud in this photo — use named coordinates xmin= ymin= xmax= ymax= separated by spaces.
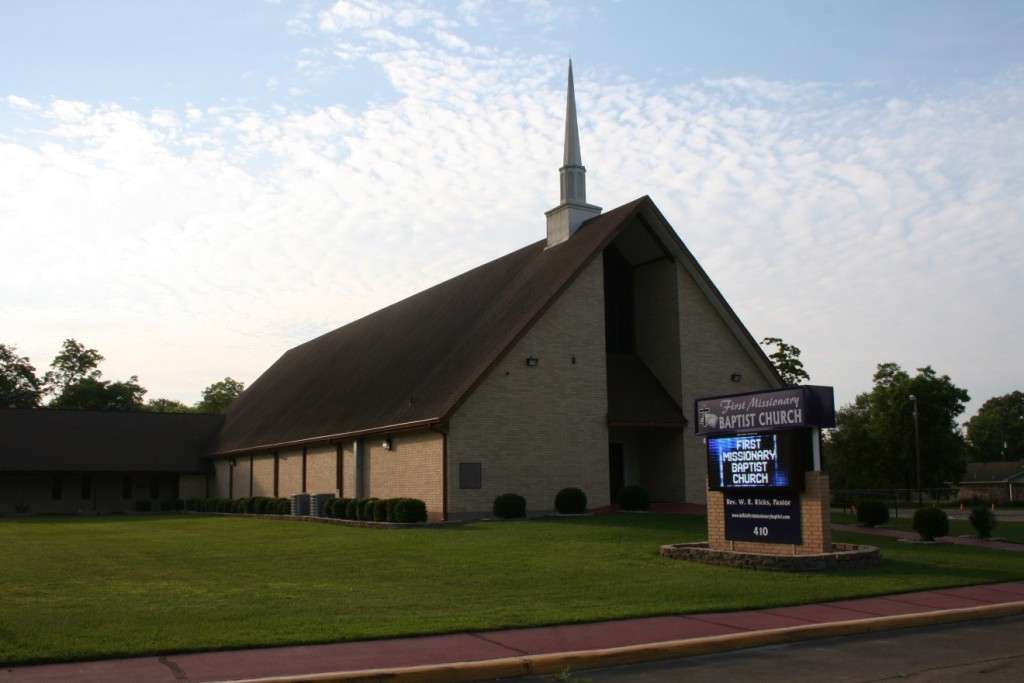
xmin=1 ymin=0 xmax=1022 ymax=413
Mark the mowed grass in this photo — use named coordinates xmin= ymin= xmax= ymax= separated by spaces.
xmin=2 ymin=513 xmax=1023 ymax=666
xmin=832 ymin=511 xmax=1024 ymax=544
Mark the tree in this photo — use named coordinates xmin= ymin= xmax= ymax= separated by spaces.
xmin=0 ymin=344 xmax=43 ymax=408
xmin=145 ymin=398 xmax=194 ymax=413
xmin=827 ymin=363 xmax=969 ymax=490
xmin=49 ymin=376 xmax=147 ymax=411
xmin=760 ymin=337 xmax=810 ymax=386
xmin=44 ymin=339 xmax=103 ymax=397
xmin=965 ymin=391 xmax=1024 ymax=462
xmin=195 ymin=377 xmax=245 ymax=413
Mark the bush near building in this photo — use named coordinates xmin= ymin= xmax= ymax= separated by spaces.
xmin=493 ymin=493 xmax=527 ymax=519
xmin=555 ymin=487 xmax=588 ymax=514
xmin=969 ymin=506 xmax=997 ymax=539
xmin=913 ymin=507 xmax=950 ymax=541
xmin=856 ymin=500 xmax=890 ymax=527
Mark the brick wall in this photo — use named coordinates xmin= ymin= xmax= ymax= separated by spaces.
xmin=448 ymin=257 xmax=609 ymax=518
xmin=306 ymin=445 xmax=338 ymax=495
xmin=252 ymin=454 xmax=275 ymax=497
xmin=277 ymin=449 xmax=304 ymax=497
xmin=213 ymin=460 xmax=231 ymax=498
xmin=231 ymin=457 xmax=251 ymax=498
xmin=678 ymin=263 xmax=782 ymax=503
xmin=707 ymin=471 xmax=831 ymax=555
xmin=365 ymin=430 xmax=444 ymax=520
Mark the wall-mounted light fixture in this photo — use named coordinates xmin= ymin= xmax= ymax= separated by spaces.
xmin=525 ymin=356 xmax=539 ymax=367
xmin=730 ymin=373 xmax=742 ymax=383
xmin=381 ymin=437 xmax=393 ymax=451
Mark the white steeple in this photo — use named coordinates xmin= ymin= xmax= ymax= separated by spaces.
xmin=546 ymin=60 xmax=601 ymax=247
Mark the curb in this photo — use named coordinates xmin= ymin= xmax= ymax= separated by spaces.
xmin=217 ymin=600 xmax=1024 ymax=683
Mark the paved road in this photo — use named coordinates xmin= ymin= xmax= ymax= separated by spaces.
xmin=521 ymin=616 xmax=1024 ymax=682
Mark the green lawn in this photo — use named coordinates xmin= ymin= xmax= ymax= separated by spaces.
xmin=831 ymin=512 xmax=1024 ymax=544
xmin=2 ymin=513 xmax=1023 ymax=666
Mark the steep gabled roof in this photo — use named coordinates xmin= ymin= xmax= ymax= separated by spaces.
xmin=213 ymin=198 xmax=648 ymax=455
xmin=0 ymin=408 xmax=223 ymax=472
xmin=214 ymin=195 xmax=782 ymax=456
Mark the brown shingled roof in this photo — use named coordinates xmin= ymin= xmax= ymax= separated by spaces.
xmin=213 ymin=197 xmax=650 ymax=455
xmin=0 ymin=409 xmax=223 ymax=472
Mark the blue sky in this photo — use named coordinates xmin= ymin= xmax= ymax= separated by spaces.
xmin=2 ymin=1 xmax=1022 ymax=419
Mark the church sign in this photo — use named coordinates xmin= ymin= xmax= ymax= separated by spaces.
xmin=723 ymin=491 xmax=802 ymax=544
xmin=694 ymin=386 xmax=836 ymax=437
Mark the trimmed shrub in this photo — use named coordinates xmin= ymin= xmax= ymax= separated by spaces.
xmin=617 ymin=485 xmax=650 ymax=511
xmin=372 ymin=499 xmax=389 ymax=522
xmin=274 ymin=498 xmax=291 ymax=515
xmin=392 ymin=498 xmax=427 ymax=523
xmin=345 ymin=498 xmax=359 ymax=519
xmin=913 ymin=506 xmax=949 ymax=541
xmin=493 ymin=493 xmax=527 ymax=519
xmin=856 ymin=500 xmax=889 ymax=527
xmin=324 ymin=499 xmax=337 ymax=517
xmin=231 ymin=497 xmax=250 ymax=513
xmin=386 ymin=498 xmax=402 ymax=522
xmin=969 ymin=506 xmax=997 ymax=539
xmin=332 ymin=498 xmax=348 ymax=518
xmin=555 ymin=487 xmax=587 ymax=515
xmin=135 ymin=500 xmax=152 ymax=512
xmin=185 ymin=497 xmax=204 ymax=512
xmin=159 ymin=499 xmax=178 ymax=512
xmin=357 ymin=498 xmax=379 ymax=521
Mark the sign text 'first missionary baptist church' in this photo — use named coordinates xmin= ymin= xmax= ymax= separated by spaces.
xmin=694 ymin=386 xmax=836 ymax=437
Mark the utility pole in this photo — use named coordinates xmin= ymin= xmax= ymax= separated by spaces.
xmin=910 ymin=394 xmax=921 ymax=504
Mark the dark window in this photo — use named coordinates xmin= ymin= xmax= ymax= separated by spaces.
xmin=81 ymin=474 xmax=92 ymax=500
xmin=150 ymin=477 xmax=160 ymax=500
xmin=459 ymin=462 xmax=482 ymax=489
xmin=603 ymin=246 xmax=635 ymax=354
xmin=122 ymin=476 xmax=132 ymax=499
xmin=51 ymin=476 xmax=62 ymax=501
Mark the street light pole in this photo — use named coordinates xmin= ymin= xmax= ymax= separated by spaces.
xmin=910 ymin=394 xmax=921 ymax=504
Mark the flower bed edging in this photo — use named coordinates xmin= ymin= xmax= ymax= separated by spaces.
xmin=187 ymin=511 xmax=459 ymax=529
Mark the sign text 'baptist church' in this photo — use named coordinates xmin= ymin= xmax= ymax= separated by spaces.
xmin=694 ymin=386 xmax=836 ymax=437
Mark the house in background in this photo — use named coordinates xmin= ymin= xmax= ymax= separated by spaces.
xmin=1 ymin=63 xmax=781 ymax=519
xmin=957 ymin=461 xmax=1024 ymax=504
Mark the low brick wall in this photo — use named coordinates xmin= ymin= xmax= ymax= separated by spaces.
xmin=660 ymin=541 xmax=881 ymax=572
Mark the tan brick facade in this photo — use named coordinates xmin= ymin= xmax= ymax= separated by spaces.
xmin=277 ymin=449 xmax=304 ymax=497
xmin=1 ymin=472 xmax=188 ymax=514
xmin=678 ymin=263 xmax=781 ymax=503
xmin=706 ymin=471 xmax=832 ymax=555
xmin=364 ymin=431 xmax=444 ymax=520
xmin=252 ymin=454 xmax=276 ymax=497
xmin=447 ymin=257 xmax=609 ymax=518
xmin=305 ymin=445 xmax=338 ymax=495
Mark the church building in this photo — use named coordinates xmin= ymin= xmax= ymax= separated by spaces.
xmin=1 ymin=63 xmax=781 ymax=519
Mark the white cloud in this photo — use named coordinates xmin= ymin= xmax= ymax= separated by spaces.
xmin=5 ymin=94 xmax=38 ymax=111
xmin=1 ymin=5 xmax=1022 ymax=418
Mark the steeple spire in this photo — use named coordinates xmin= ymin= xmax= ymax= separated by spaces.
xmin=546 ymin=60 xmax=601 ymax=247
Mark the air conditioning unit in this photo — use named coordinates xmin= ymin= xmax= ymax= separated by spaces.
xmin=290 ymin=493 xmax=310 ymax=516
xmin=310 ymin=493 xmax=336 ymax=518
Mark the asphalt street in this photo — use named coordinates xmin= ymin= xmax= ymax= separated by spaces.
xmin=520 ymin=615 xmax=1024 ymax=682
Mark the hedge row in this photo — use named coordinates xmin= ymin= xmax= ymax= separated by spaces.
xmin=182 ymin=496 xmax=291 ymax=515
xmin=324 ymin=497 xmax=427 ymax=523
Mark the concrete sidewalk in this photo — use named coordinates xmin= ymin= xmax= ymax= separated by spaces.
xmin=833 ymin=523 xmax=1024 ymax=551
xmin=3 ymin=582 xmax=1024 ymax=683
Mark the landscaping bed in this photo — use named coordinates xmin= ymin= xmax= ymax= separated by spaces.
xmin=2 ymin=513 xmax=1022 ymax=666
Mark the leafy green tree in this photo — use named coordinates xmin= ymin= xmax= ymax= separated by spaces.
xmin=827 ymin=363 xmax=969 ymax=490
xmin=195 ymin=377 xmax=245 ymax=413
xmin=44 ymin=339 xmax=103 ymax=397
xmin=145 ymin=398 xmax=194 ymax=413
xmin=49 ymin=376 xmax=147 ymax=411
xmin=760 ymin=337 xmax=810 ymax=386
xmin=965 ymin=391 xmax=1024 ymax=462
xmin=0 ymin=344 xmax=43 ymax=408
